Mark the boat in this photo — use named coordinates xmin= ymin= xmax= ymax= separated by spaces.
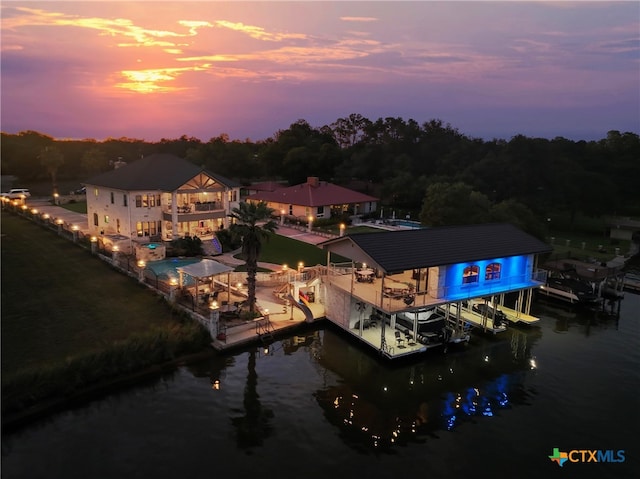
xmin=471 ymin=301 xmax=508 ymax=328
xmin=623 ymin=271 xmax=640 ymax=293
xmin=538 ymin=270 xmax=600 ymax=305
xmin=598 ymin=277 xmax=625 ymax=300
xmin=395 ymin=309 xmax=449 ymax=346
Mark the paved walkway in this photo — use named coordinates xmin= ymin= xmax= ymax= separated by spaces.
xmin=271 ymin=224 xmax=333 ymax=245
xmin=26 ymin=198 xmax=91 ymax=233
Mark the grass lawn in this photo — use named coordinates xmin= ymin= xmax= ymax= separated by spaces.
xmin=547 ymin=227 xmax=630 ymax=263
xmin=61 ymin=201 xmax=87 ymax=214
xmin=235 ymin=232 xmax=349 ymax=266
xmin=1 ymin=212 xmax=181 ymax=378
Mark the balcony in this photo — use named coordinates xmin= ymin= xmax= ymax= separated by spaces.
xmin=325 ymin=265 xmax=547 ymax=314
xmin=162 ymin=201 xmax=225 ymax=221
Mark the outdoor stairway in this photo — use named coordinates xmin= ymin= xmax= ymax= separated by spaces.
xmin=202 ymin=236 xmax=223 ymax=256
xmin=256 ymin=318 xmax=275 ymax=343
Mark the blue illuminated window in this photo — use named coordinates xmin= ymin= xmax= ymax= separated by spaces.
xmin=462 ymin=265 xmax=479 ymax=284
xmin=485 ymin=262 xmax=501 ymax=281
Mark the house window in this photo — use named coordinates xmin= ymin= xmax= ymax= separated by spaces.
xmin=136 ymin=221 xmax=161 ymax=237
xmin=93 ymin=213 xmax=98 ymax=226
xmin=462 ymin=265 xmax=479 ymax=284
xmin=123 ymin=194 xmax=128 ymax=207
xmin=486 ymin=262 xmax=502 ymax=281
xmin=135 ymin=195 xmax=142 ymax=207
xmin=116 ymin=218 xmax=121 ymax=233
xmin=317 ymin=206 xmax=324 ymax=216
xmin=142 ymin=195 xmax=149 ymax=207
xmin=104 ymin=215 xmax=109 ymax=224
xmin=110 ymin=192 xmax=114 ymax=204
xmin=289 ymin=204 xmax=293 ymax=215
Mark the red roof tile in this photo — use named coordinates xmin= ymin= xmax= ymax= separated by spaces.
xmin=247 ymin=179 xmax=378 ymax=207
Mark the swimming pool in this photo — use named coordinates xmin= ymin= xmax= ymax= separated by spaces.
xmin=390 ymin=220 xmax=424 ymax=229
xmin=145 ymin=258 xmax=201 ymax=282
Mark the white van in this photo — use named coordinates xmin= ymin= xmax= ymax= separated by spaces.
xmin=1 ymin=188 xmax=31 ymax=199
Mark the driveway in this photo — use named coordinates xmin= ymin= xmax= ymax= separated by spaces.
xmin=25 ymin=198 xmax=91 ymax=233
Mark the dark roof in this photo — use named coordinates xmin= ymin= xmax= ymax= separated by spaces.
xmin=245 ymin=181 xmax=287 ymax=192
xmin=247 ymin=179 xmax=378 ymax=207
xmin=322 ymin=223 xmax=552 ymax=274
xmin=84 ymin=154 xmax=240 ymax=191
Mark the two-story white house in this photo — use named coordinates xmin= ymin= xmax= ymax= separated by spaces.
xmin=84 ymin=154 xmax=241 ymax=253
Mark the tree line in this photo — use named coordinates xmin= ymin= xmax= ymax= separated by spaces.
xmin=2 ymin=114 xmax=638 ymax=238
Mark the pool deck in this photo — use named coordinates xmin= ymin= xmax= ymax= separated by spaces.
xmin=209 ymin=284 xmax=319 ymax=351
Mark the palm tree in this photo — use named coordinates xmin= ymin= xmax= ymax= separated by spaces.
xmin=229 ymin=201 xmax=278 ymax=314
xmin=39 ymin=146 xmax=64 ymax=196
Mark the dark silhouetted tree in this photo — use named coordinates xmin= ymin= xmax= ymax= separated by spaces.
xmin=229 ymin=202 xmax=278 ymax=314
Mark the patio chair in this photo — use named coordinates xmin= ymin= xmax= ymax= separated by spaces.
xmin=395 ymin=330 xmax=405 ymax=348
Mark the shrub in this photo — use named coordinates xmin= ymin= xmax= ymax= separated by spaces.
xmin=216 ymin=228 xmax=241 ymax=252
xmin=168 ymin=235 xmax=203 ymax=256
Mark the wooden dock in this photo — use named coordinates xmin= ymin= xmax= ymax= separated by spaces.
xmin=498 ymin=305 xmax=540 ymax=325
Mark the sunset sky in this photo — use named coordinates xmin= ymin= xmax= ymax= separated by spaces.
xmin=1 ymin=1 xmax=638 ymax=142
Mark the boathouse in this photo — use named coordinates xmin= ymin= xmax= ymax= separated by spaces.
xmin=316 ymin=223 xmax=552 ymax=359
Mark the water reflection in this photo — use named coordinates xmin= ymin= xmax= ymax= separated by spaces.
xmin=312 ymin=326 xmax=541 ymax=453
xmin=2 ymin=296 xmax=637 ymax=479
xmin=533 ymin=298 xmax=621 ymax=335
xmin=230 ymin=349 xmax=274 ymax=449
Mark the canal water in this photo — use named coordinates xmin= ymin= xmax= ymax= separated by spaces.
xmin=2 ymin=294 xmax=639 ymax=479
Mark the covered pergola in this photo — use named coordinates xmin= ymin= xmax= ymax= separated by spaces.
xmin=177 ymin=259 xmax=235 ymax=306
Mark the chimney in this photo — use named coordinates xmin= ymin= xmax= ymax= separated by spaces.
xmin=307 ymin=176 xmax=319 ymax=187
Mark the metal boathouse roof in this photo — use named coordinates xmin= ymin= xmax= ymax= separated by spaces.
xmin=321 ymin=223 xmax=552 ymax=274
